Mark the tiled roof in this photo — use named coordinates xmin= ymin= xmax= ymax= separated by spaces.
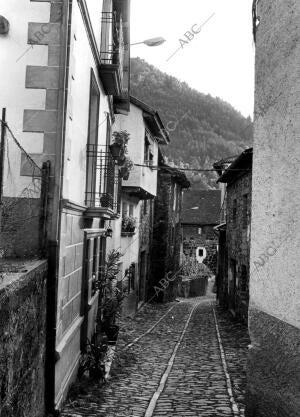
xmin=217 ymin=148 xmax=253 ymax=184
xmin=182 ymin=189 xmax=221 ymax=225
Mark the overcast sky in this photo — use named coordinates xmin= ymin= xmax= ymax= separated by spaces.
xmin=130 ymin=0 xmax=255 ymax=118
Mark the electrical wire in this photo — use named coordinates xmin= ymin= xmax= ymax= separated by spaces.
xmin=0 ymin=119 xmax=42 ymax=172
xmin=134 ymin=163 xmax=251 ymax=172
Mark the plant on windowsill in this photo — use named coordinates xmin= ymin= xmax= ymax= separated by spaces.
xmin=109 ymin=130 xmax=130 ymax=164
xmin=100 ymin=193 xmax=113 ymax=209
xmin=121 ymin=216 xmax=137 ymax=235
xmin=120 ymin=157 xmax=134 ymax=181
xmin=77 ymin=251 xmax=127 ymax=383
xmin=97 ymin=250 xmax=126 ymax=343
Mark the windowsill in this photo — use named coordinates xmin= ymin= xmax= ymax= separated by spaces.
xmin=84 ymin=206 xmax=116 ymax=219
xmin=121 ymin=231 xmax=136 ymax=237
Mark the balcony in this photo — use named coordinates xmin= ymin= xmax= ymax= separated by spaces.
xmin=85 ymin=145 xmax=121 ymax=219
xmin=99 ymin=11 xmax=124 ymax=97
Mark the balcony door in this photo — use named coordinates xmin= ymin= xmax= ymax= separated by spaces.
xmin=86 ymin=70 xmax=100 ymax=207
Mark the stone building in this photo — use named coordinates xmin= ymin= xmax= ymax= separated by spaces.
xmin=246 ymin=1 xmax=300 ymax=416
xmin=216 ymin=148 xmax=252 ymax=323
xmin=181 ymin=189 xmax=221 ymax=274
xmin=0 ymin=0 xmax=131 ymax=413
xmin=150 ymin=153 xmax=190 ymax=302
xmin=107 ymin=97 xmax=169 ymax=311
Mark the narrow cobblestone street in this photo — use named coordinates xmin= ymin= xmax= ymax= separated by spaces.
xmin=61 ymin=290 xmax=249 ymax=417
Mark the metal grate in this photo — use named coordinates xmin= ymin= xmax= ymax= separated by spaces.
xmin=85 ymin=144 xmax=117 ymax=210
xmin=100 ymin=12 xmax=124 ymax=65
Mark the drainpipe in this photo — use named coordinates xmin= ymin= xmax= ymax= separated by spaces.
xmin=0 ymin=108 xmax=6 ymax=232
xmin=45 ymin=0 xmax=72 ymax=415
xmin=0 ymin=109 xmax=6 ymax=203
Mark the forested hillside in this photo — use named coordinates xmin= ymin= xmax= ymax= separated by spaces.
xmin=130 ymin=57 xmax=253 ymax=189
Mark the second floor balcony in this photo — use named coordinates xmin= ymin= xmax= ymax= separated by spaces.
xmin=85 ymin=144 xmax=121 ymax=219
xmin=99 ymin=11 xmax=125 ymax=97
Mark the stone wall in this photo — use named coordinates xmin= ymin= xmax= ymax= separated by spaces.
xmin=150 ymin=173 xmax=184 ymax=302
xmin=247 ymin=0 xmax=300 ymax=415
xmin=139 ymin=199 xmax=154 ymax=301
xmin=226 ymin=172 xmax=251 ymax=323
xmin=182 ymin=224 xmax=218 ymax=274
xmin=0 ymin=197 xmax=42 ymax=257
xmin=0 ymin=260 xmax=47 ymax=417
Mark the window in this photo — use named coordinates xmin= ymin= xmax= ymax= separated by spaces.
xmin=173 ymin=184 xmax=178 ymax=211
xmin=240 ymin=265 xmax=248 ymax=293
xmin=232 ymin=199 xmax=237 ymax=227
xmin=122 ymin=202 xmax=134 ymax=218
xmin=86 ymin=70 xmax=100 ymax=206
xmin=242 ymin=194 xmax=248 ymax=229
xmin=144 ymin=132 xmax=154 ymax=166
xmin=85 ymin=108 xmax=120 ymax=211
xmin=129 ymin=203 xmax=134 ymax=217
xmin=122 ymin=201 xmax=128 ymax=218
xmin=143 ymin=200 xmax=148 ymax=215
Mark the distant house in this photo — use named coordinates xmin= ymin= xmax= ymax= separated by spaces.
xmin=181 ymin=189 xmax=221 ymax=274
xmin=215 ymin=148 xmax=252 ymax=323
xmin=150 ymin=153 xmax=190 ymax=302
xmin=107 ymin=97 xmax=170 ymax=311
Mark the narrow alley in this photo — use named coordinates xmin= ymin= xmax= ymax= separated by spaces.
xmin=61 ymin=290 xmax=249 ymax=417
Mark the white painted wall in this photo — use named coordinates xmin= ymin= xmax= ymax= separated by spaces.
xmin=249 ymin=0 xmax=300 ymax=329
xmin=63 ymin=1 xmax=111 ymax=205
xmin=0 ymin=0 xmax=49 ymax=197
xmin=114 ymin=103 xmax=159 ymax=197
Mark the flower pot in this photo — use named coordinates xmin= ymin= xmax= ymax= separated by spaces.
xmin=117 ymin=152 xmax=126 ymax=166
xmin=89 ymin=364 xmax=106 ymax=381
xmin=105 ymin=324 xmax=119 ymax=345
xmin=120 ymin=166 xmax=130 ymax=179
xmin=109 ymin=143 xmax=122 ymax=160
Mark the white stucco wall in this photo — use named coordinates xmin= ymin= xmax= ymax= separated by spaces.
xmin=249 ymin=0 xmax=300 ymax=329
xmin=114 ymin=104 xmax=159 ymax=197
xmin=63 ymin=1 xmax=111 ymax=205
xmin=0 ymin=0 xmax=49 ymax=197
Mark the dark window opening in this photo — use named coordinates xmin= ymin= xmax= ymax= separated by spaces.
xmin=198 ymin=248 xmax=204 ymax=257
xmin=242 ymin=194 xmax=248 ymax=229
xmin=86 ymin=70 xmax=100 ymax=206
xmin=240 ymin=265 xmax=248 ymax=293
xmin=144 ymin=132 xmax=154 ymax=166
xmin=232 ymin=199 xmax=237 ymax=227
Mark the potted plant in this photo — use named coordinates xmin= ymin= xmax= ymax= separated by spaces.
xmin=100 ymin=193 xmax=113 ymax=208
xmin=110 ymin=130 xmax=130 ymax=164
xmin=78 ymin=337 xmax=108 ymax=381
xmin=122 ymin=216 xmax=137 ymax=233
xmin=120 ymin=157 xmax=134 ymax=180
xmin=97 ymin=250 xmax=126 ymax=345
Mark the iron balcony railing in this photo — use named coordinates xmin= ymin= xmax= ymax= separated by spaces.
xmin=86 ymin=144 xmax=121 ymax=212
xmin=100 ymin=11 xmax=124 ymax=85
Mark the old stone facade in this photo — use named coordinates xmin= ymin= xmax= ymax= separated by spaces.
xmin=181 ymin=190 xmax=221 ymax=275
xmin=150 ymin=163 xmax=190 ymax=302
xmin=217 ymin=148 xmax=252 ymax=324
xmin=182 ymin=224 xmax=218 ymax=275
xmin=0 ymin=261 xmax=47 ymax=417
xmin=246 ymin=1 xmax=300 ymax=415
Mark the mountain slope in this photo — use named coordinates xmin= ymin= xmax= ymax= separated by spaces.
xmin=130 ymin=57 xmax=253 ymax=189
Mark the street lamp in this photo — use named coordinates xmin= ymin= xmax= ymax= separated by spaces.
xmin=131 ymin=37 xmax=166 ymax=47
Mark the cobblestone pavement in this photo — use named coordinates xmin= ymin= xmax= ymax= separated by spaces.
xmin=61 ymin=296 xmax=249 ymax=417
